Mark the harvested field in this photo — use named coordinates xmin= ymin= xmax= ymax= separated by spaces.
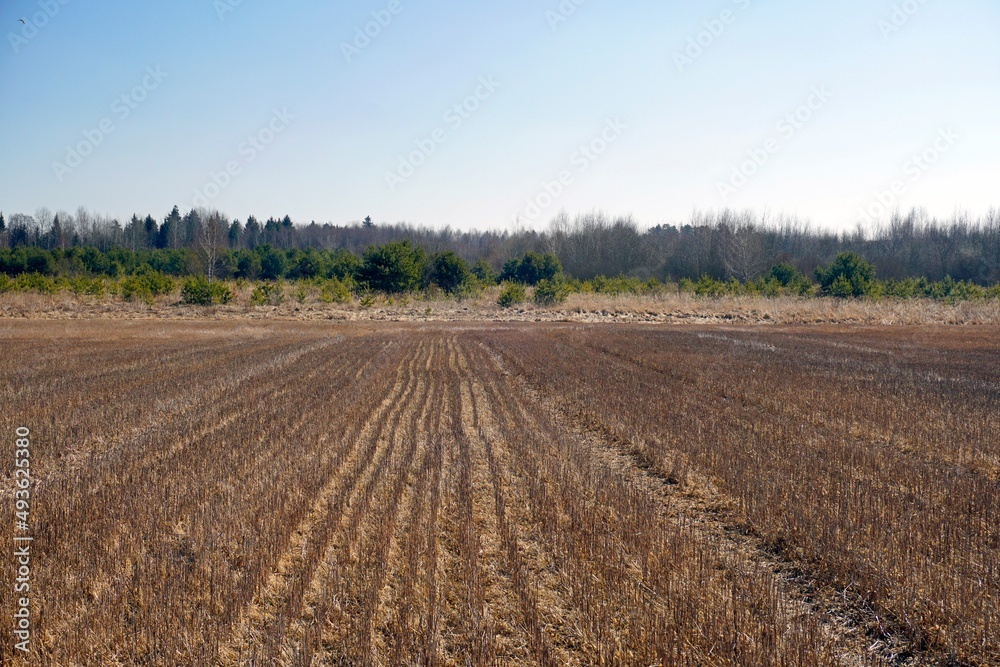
xmin=0 ymin=320 xmax=997 ymax=666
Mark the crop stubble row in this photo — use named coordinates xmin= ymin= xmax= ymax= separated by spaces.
xmin=0 ymin=321 xmax=995 ymax=666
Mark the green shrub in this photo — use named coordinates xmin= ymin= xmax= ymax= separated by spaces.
xmin=533 ymin=277 xmax=569 ymax=306
xmin=15 ymin=273 xmax=57 ymax=294
xmin=117 ymin=272 xmax=175 ymax=303
xmin=767 ymin=263 xmax=814 ymax=295
xmin=758 ymin=277 xmax=783 ymax=298
xmin=470 ymin=259 xmax=497 ymax=286
xmin=260 ymin=248 xmax=287 ymax=281
xmin=499 ymin=252 xmax=562 ymax=286
xmin=429 ymin=251 xmax=470 ymax=294
xmin=236 ymin=251 xmax=262 ymax=280
xmin=138 ymin=271 xmax=175 ymax=296
xmin=359 ymin=240 xmax=426 ymax=294
xmin=181 ymin=277 xmax=233 ymax=305
xmin=592 ymin=275 xmax=641 ymax=296
xmin=828 ymin=275 xmax=855 ymax=298
xmin=24 ymin=249 xmax=56 ymax=276
xmin=0 ymin=274 xmax=13 ymax=293
xmin=693 ymin=275 xmax=727 ymax=297
xmin=250 ymin=282 xmax=284 ymax=306
xmin=85 ymin=278 xmax=108 ymax=297
xmin=118 ymin=277 xmax=150 ymax=303
xmin=69 ymin=276 xmax=98 ymax=296
xmin=319 ymin=278 xmax=352 ymax=304
xmin=816 ymin=252 xmax=876 ymax=298
xmin=454 ymin=280 xmax=483 ymax=302
xmin=497 ymin=281 xmax=527 ymax=308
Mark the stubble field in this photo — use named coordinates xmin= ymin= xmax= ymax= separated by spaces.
xmin=0 ymin=320 xmax=997 ymax=666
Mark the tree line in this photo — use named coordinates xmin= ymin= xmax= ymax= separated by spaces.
xmin=1 ymin=205 xmax=998 ymax=286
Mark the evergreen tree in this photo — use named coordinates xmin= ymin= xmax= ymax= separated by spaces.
xmin=429 ymin=251 xmax=470 ymax=294
xmin=143 ymin=215 xmax=158 ymax=249
xmin=360 ymin=240 xmax=426 ymax=293
xmin=161 ymin=205 xmax=182 ymax=248
xmin=182 ymin=209 xmax=202 ymax=246
xmin=816 ymin=252 xmax=876 ymax=298
xmin=49 ymin=215 xmax=63 ymax=250
xmin=229 ymin=219 xmax=243 ymax=248
xmin=244 ymin=216 xmax=262 ymax=248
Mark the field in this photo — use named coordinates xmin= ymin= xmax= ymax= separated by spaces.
xmin=1 ymin=320 xmax=997 ymax=666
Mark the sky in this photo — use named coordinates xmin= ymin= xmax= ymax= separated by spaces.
xmin=0 ymin=0 xmax=997 ymax=232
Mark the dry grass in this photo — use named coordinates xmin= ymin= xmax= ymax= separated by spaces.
xmin=0 ymin=320 xmax=995 ymax=665
xmin=2 ymin=288 xmax=999 ymax=325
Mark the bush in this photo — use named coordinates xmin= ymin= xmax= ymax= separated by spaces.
xmin=359 ymin=240 xmax=426 ymax=294
xmin=260 ymin=248 xmax=287 ymax=281
xmin=0 ymin=248 xmax=27 ymax=276
xmin=592 ymin=275 xmax=641 ymax=296
xmin=470 ymin=260 xmax=497 ymax=286
xmin=533 ymin=277 xmax=569 ymax=306
xmin=15 ymin=273 xmax=57 ymax=294
xmin=250 ymin=282 xmax=284 ymax=306
xmin=429 ymin=251 xmax=470 ymax=294
xmin=300 ymin=251 xmax=326 ymax=280
xmin=326 ymin=249 xmax=362 ymax=281
xmin=693 ymin=275 xmax=728 ymax=297
xmin=236 ymin=251 xmax=262 ymax=280
xmin=25 ymin=248 xmax=56 ymax=276
xmin=816 ymin=252 xmax=876 ymax=298
xmin=68 ymin=276 xmax=108 ymax=297
xmin=359 ymin=291 xmax=377 ymax=308
xmin=181 ymin=277 xmax=232 ymax=306
xmin=117 ymin=272 xmax=175 ymax=303
xmin=135 ymin=270 xmax=175 ymax=296
xmin=118 ymin=277 xmax=150 ymax=303
xmin=497 ymin=282 xmax=527 ymax=308
xmin=318 ymin=277 xmax=352 ymax=304
xmin=767 ymin=263 xmax=814 ymax=295
xmin=499 ymin=252 xmax=562 ymax=286
xmin=454 ymin=281 xmax=483 ymax=301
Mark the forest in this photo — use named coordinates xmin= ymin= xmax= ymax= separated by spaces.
xmin=1 ymin=206 xmax=999 ymax=297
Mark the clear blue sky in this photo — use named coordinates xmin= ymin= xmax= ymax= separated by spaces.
xmin=1 ymin=0 xmax=997 ymax=231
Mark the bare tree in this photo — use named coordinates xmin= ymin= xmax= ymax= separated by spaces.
xmin=198 ymin=212 xmax=229 ymax=281
xmin=34 ymin=207 xmax=52 ymax=236
xmin=725 ymin=215 xmax=765 ymax=281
